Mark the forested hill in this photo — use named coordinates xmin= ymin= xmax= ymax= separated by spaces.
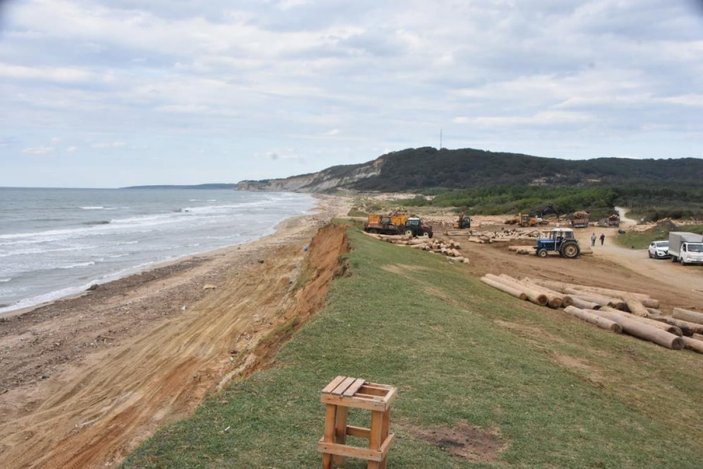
xmin=234 ymin=147 xmax=703 ymax=193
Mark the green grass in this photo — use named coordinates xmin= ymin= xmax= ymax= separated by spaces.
xmin=616 ymin=224 xmax=703 ymax=249
xmin=123 ymin=226 xmax=703 ymax=468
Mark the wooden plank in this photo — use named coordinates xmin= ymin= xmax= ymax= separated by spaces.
xmin=346 ymin=425 xmax=371 ymax=439
xmin=320 ymin=394 xmax=388 ymax=411
xmin=370 ymin=410 xmax=384 ymax=450
xmin=331 ymin=376 xmax=357 ymax=396
xmin=342 ymin=378 xmax=366 ymax=397
xmin=358 ymin=385 xmax=389 ymax=397
xmin=333 ymin=406 xmax=348 ymax=466
xmin=380 ymin=411 xmax=391 ymax=469
xmin=317 ymin=438 xmax=385 ymax=462
xmin=321 ymin=376 xmax=346 ymax=394
xmin=323 ymin=405 xmax=336 ymax=442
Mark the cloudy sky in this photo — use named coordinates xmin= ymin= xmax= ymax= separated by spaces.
xmin=1 ymin=0 xmax=702 ymax=187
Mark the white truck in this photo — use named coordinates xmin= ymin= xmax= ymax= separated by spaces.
xmin=668 ymin=232 xmax=703 ymax=265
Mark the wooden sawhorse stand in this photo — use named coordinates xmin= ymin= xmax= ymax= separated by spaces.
xmin=318 ymin=376 xmax=396 ymax=469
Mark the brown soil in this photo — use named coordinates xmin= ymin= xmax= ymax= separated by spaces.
xmin=444 ymin=228 xmax=703 ymax=310
xmin=407 ymin=420 xmax=505 ymax=463
xmin=0 ymin=196 xmax=351 ymax=468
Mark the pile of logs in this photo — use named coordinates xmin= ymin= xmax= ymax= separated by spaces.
xmin=363 ymin=232 xmax=469 ymax=263
xmin=448 ymin=229 xmax=541 ymax=244
xmin=480 ymin=274 xmax=703 ymax=353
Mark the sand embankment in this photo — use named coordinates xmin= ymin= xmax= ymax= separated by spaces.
xmin=0 ymin=194 xmax=352 ymax=468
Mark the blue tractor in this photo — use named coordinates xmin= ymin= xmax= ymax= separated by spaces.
xmin=535 ymin=228 xmax=581 ymax=259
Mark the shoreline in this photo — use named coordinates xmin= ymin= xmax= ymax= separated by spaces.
xmin=0 ymin=194 xmax=352 ymax=467
xmin=0 ymin=193 xmax=322 ymax=319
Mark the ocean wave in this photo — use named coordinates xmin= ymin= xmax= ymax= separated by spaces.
xmin=59 ymin=261 xmax=96 ymax=270
xmin=0 ymin=278 xmax=11 ymax=283
xmin=80 ymin=206 xmax=105 ymax=210
xmin=0 ymin=244 xmax=96 ymax=258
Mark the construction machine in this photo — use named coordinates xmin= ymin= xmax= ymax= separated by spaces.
xmin=364 ymin=210 xmax=433 ymax=238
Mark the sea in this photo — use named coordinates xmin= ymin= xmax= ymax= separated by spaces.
xmin=0 ymin=188 xmax=315 ymax=315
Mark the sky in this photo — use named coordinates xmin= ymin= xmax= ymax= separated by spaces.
xmin=1 ymin=0 xmax=702 ymax=188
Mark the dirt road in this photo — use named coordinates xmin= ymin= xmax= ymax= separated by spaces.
xmin=449 ymin=223 xmax=703 ymax=310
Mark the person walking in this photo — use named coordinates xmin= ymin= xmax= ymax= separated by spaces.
xmin=600 ymin=233 xmax=605 ymax=245
xmin=591 ymin=232 xmax=596 ymax=247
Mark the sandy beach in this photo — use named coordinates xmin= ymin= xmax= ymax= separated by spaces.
xmin=0 ymin=194 xmax=352 ymax=468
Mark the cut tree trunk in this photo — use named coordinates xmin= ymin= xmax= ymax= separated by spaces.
xmin=480 ymin=276 xmax=528 ymax=301
xmin=485 ymin=274 xmax=547 ymax=306
xmin=563 ymin=306 xmax=622 ymax=333
xmin=588 ymin=309 xmax=684 ymax=350
xmin=599 ymin=306 xmax=681 ymax=336
xmin=673 ymin=307 xmax=703 ymax=325
xmin=682 ymin=337 xmax=703 ymax=354
xmin=622 ymin=295 xmax=650 ymax=318
xmin=499 ymin=274 xmax=561 ymax=308
xmin=570 ymin=297 xmax=601 ymax=311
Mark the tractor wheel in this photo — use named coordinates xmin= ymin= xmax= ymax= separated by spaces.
xmin=422 ymin=231 xmax=430 ymax=238
xmin=537 ymin=248 xmax=548 ymax=258
xmin=560 ymin=243 xmax=580 ymax=259
xmin=405 ymin=229 xmax=414 ymax=237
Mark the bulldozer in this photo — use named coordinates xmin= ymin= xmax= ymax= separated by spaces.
xmin=507 ymin=205 xmax=560 ymax=227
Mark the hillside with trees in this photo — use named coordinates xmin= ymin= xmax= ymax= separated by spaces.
xmin=235 ymin=147 xmax=703 ymax=220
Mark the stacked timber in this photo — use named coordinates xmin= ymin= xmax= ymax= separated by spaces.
xmin=480 ymin=273 xmax=703 ymax=353
xmin=479 ymin=274 xmax=569 ymax=308
xmin=508 ymin=245 xmax=534 ymax=255
xmin=464 ymin=229 xmax=540 ymax=244
xmin=362 ymin=232 xmax=469 ymax=263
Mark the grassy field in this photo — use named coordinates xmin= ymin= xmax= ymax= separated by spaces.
xmin=616 ymin=223 xmax=703 ymax=249
xmin=123 ymin=225 xmax=703 ymax=468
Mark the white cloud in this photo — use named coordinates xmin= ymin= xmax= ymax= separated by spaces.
xmin=91 ymin=141 xmax=126 ymax=149
xmin=0 ymin=62 xmax=94 ymax=83
xmin=22 ymin=146 xmax=54 ymax=155
xmin=1 ymin=0 xmax=702 ymax=186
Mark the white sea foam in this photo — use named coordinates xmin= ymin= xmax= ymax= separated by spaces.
xmin=0 ymin=189 xmax=315 ymax=316
xmin=60 ymin=261 xmax=96 ymax=270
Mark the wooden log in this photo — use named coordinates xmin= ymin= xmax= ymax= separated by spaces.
xmin=622 ymin=295 xmax=650 ymax=318
xmin=480 ymin=276 xmax=528 ymax=301
xmin=570 ymin=297 xmax=601 ymax=310
xmin=647 ymin=316 xmax=694 ymax=336
xmin=485 ymin=274 xmax=547 ymax=306
xmin=646 ymin=307 xmax=664 ymax=317
xmin=649 ymin=316 xmax=703 ymax=335
xmin=599 ymin=306 xmax=682 ymax=336
xmin=498 ymin=274 xmax=560 ymax=308
xmin=529 ymin=279 xmax=658 ymax=307
xmin=693 ymin=333 xmax=703 ymax=341
xmin=520 ymin=278 xmax=573 ymax=307
xmin=568 ymin=291 xmax=616 ymax=308
xmin=563 ymin=306 xmax=622 ymax=333
xmin=588 ymin=309 xmax=684 ymax=350
xmin=682 ymin=337 xmax=703 ymax=354
xmin=673 ymin=307 xmax=703 ymax=325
